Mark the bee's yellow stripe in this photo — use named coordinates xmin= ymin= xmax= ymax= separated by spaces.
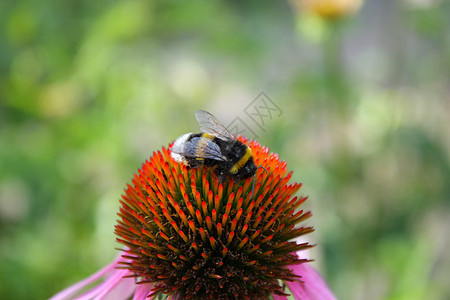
xmin=230 ymin=147 xmax=252 ymax=174
xmin=201 ymin=133 xmax=215 ymax=140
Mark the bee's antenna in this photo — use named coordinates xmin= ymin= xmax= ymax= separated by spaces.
xmin=251 ymin=166 xmax=269 ymax=199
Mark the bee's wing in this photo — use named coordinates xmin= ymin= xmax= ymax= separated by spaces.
xmin=170 ymin=137 xmax=228 ymax=161
xmin=195 ymin=110 xmax=235 ymax=142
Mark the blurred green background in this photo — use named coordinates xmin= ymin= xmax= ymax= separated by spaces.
xmin=1 ymin=0 xmax=449 ymax=299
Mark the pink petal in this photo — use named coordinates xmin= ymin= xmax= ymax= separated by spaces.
xmin=272 ymin=294 xmax=289 ymax=300
xmin=50 ymin=256 xmax=121 ymax=300
xmin=286 ymin=263 xmax=337 ymax=300
xmin=101 ymin=275 xmax=136 ymax=300
xmin=50 ymin=254 xmax=143 ymax=300
xmin=76 ymin=268 xmax=129 ymax=300
xmin=132 ymin=284 xmax=154 ymax=300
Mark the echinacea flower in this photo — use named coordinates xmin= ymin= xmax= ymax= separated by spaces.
xmin=51 ymin=137 xmax=336 ymax=300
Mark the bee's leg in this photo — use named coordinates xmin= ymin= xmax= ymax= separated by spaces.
xmin=186 ymin=157 xmax=204 ymax=168
xmin=213 ymin=167 xmax=227 ymax=183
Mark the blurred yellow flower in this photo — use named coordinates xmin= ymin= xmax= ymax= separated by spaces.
xmin=292 ymin=0 xmax=364 ymax=19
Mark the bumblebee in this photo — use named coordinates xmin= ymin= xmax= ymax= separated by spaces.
xmin=170 ymin=110 xmax=257 ymax=183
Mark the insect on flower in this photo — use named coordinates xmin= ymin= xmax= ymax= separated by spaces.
xmin=171 ymin=110 xmax=262 ymax=186
xmin=49 ymin=111 xmax=337 ymax=300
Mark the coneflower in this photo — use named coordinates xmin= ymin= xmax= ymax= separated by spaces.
xmin=51 ymin=138 xmax=336 ymax=300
